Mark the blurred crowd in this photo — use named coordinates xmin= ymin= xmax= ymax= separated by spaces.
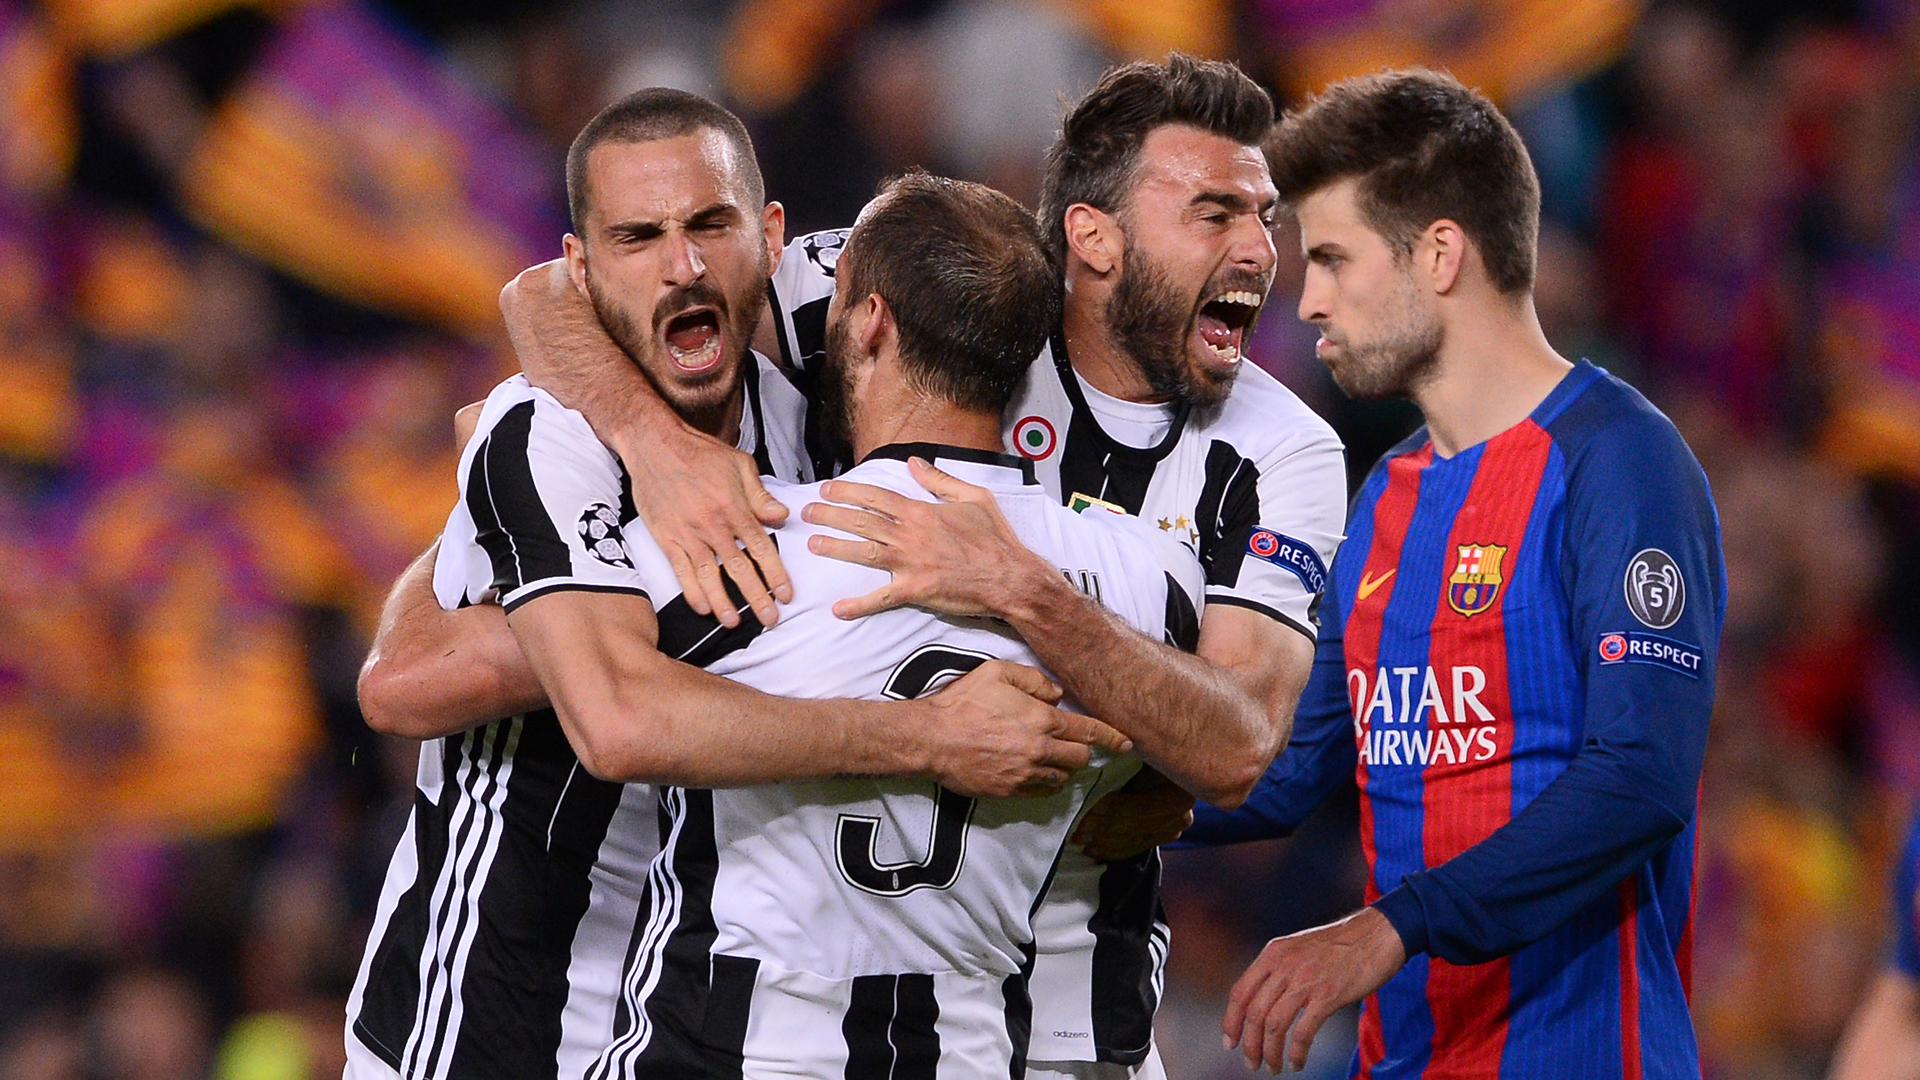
xmin=1 ymin=1 xmax=1918 ymax=1078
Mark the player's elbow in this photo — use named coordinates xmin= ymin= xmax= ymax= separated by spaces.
xmin=358 ymin=652 xmax=439 ymax=740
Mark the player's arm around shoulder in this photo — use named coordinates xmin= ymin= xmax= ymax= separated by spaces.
xmin=357 ymin=379 xmax=562 ymax=740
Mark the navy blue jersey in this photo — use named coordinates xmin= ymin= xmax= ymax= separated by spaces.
xmin=1186 ymin=362 xmax=1724 ymax=1079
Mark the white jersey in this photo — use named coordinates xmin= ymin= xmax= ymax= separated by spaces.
xmin=345 ymin=354 xmax=810 ymax=1080
xmin=431 ymin=363 xmax=1202 ymax=1075
xmin=593 ymin=449 xmax=1198 ymax=1079
xmin=771 ymin=230 xmax=1348 ymax=1065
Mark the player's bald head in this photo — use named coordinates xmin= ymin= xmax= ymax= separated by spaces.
xmin=566 ymin=88 xmax=766 ymax=233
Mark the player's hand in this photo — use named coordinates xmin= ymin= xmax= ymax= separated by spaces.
xmin=627 ymin=423 xmax=793 ymax=629
xmin=1071 ymin=770 xmax=1195 ymax=861
xmin=1224 ymin=907 xmax=1407 ymax=1073
xmin=803 ymin=457 xmax=1046 ymax=620
xmin=919 ymin=660 xmax=1132 ymax=798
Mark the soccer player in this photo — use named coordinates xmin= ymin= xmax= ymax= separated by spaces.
xmin=468 ymin=171 xmax=1201 ymax=1077
xmin=1828 ymin=806 xmax=1920 ymax=1078
xmin=505 ymin=56 xmax=1347 ymax=1077
xmin=1175 ymin=69 xmax=1726 ymax=1076
xmin=347 ymin=91 xmax=1114 ymax=1080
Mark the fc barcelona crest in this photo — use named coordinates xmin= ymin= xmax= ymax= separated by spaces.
xmin=1447 ymin=543 xmax=1508 ymax=617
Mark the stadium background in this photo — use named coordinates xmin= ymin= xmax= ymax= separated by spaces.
xmin=0 ymin=0 xmax=1917 ymax=1076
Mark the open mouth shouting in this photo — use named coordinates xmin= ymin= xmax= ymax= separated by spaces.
xmin=663 ymin=306 xmax=726 ymax=373
xmin=1196 ymin=289 xmax=1262 ymax=365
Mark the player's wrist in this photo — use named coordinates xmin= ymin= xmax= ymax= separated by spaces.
xmin=993 ymin=547 xmax=1077 ymax=628
xmin=1370 ymin=885 xmax=1429 ymax=958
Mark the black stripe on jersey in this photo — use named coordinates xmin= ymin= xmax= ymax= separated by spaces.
xmin=787 ymin=296 xmax=832 ymax=373
xmin=1051 ymin=333 xmax=1189 ymax=515
xmin=844 ymin=975 xmax=942 ymax=1080
xmin=1087 ymin=849 xmax=1163 ymax=1065
xmin=354 ymin=782 xmax=453 ymax=1067
xmin=741 ymin=354 xmax=776 ymax=478
xmin=703 ymin=954 xmax=759 ymax=1071
xmin=1193 ymin=439 xmax=1260 ymax=589
xmin=652 ymin=540 xmax=775 ymax=666
xmin=503 ymin=581 xmax=650 ymax=614
xmin=407 ymin=721 xmax=517 ymax=1078
xmin=603 ymin=788 xmax=729 ymax=1080
xmin=469 ymin=400 xmax=574 ymax=595
xmin=1163 ymin=571 xmax=1201 ymax=653
xmin=354 ymin=713 xmax=627 ymax=1080
xmin=1001 ymin=940 xmax=1037 ymax=1080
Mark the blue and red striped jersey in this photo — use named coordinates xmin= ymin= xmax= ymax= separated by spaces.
xmin=1187 ymin=361 xmax=1724 ymax=1079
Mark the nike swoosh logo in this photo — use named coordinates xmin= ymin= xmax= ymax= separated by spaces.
xmin=1358 ymin=569 xmax=1396 ymax=600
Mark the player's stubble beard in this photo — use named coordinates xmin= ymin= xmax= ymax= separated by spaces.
xmin=584 ymin=261 xmax=769 ymax=436
xmin=817 ymin=309 xmax=860 ymax=471
xmin=1317 ymin=259 xmax=1443 ymax=401
xmin=1105 ymin=235 xmax=1265 ymax=409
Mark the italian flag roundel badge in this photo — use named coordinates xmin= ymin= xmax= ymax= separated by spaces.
xmin=1013 ymin=416 xmax=1056 ymax=459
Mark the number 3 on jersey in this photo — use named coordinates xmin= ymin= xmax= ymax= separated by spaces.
xmin=835 ymin=645 xmax=989 ymax=897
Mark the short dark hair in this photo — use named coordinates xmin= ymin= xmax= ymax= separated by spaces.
xmin=1039 ymin=53 xmax=1274 ymax=261
xmin=565 ymin=88 xmax=765 ymax=233
xmin=839 ymin=171 xmax=1058 ymax=415
xmin=1267 ymin=69 xmax=1539 ymax=294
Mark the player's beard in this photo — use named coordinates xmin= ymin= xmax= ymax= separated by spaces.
xmin=1318 ymin=265 xmax=1443 ymax=401
xmin=817 ymin=309 xmax=860 ymax=470
xmin=585 ymin=266 xmax=768 ymax=435
xmin=1105 ymin=237 xmax=1253 ymax=409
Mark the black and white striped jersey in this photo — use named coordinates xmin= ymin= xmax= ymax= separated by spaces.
xmin=572 ymin=445 xmax=1202 ymax=1080
xmin=770 ymin=230 xmax=1348 ymax=1066
xmin=345 ymin=354 xmax=810 ymax=1080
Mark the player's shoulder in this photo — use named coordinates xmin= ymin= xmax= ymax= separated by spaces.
xmin=1197 ymin=361 xmax=1342 ymax=460
xmin=470 ymin=374 xmax=606 ymax=455
xmin=1539 ymin=362 xmax=1707 ymax=496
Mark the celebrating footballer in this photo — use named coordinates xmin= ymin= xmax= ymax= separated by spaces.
xmin=344 ymin=42 xmax=1721 ymax=1080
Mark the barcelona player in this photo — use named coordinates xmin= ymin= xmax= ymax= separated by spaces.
xmin=1179 ymin=70 xmax=1725 ymax=1077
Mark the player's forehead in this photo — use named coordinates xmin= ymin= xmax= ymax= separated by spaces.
xmin=1296 ymin=178 xmax=1383 ymax=250
xmin=583 ymin=130 xmax=750 ymax=226
xmin=1125 ymin=124 xmax=1276 ymax=210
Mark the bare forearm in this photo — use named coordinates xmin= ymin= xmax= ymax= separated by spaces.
xmin=358 ymin=541 xmax=549 ymax=739
xmin=505 ymin=260 xmax=681 ymax=460
xmin=561 ymin=648 xmax=931 ymax=786
xmin=1002 ymin=569 xmax=1272 ymax=807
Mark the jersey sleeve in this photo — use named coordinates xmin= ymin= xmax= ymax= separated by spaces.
xmin=1202 ymin=418 xmax=1347 ymax=642
xmin=1180 ymin=566 xmax=1357 ymax=845
xmin=769 ymin=229 xmax=848 ymax=375
xmin=1371 ymin=403 xmax=1724 ymax=964
xmin=1894 ymin=809 xmax=1920 ymax=979
xmin=459 ymin=382 xmax=660 ymax=614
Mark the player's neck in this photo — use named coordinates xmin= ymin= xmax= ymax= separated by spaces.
xmin=850 ymin=384 xmax=1004 ymax=463
xmin=1414 ymin=295 xmax=1572 ymax=459
xmin=1059 ymin=284 xmax=1167 ymax=404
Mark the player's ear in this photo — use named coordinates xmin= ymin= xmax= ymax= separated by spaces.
xmin=762 ymin=202 xmax=786 ymax=275
xmin=562 ymin=233 xmax=591 ymax=300
xmin=1423 ymin=219 xmax=1466 ymax=296
xmin=1064 ymin=203 xmax=1120 ymax=276
xmin=857 ymin=293 xmax=892 ymax=360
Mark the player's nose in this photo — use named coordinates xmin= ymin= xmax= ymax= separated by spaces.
xmin=661 ymin=227 xmax=706 ymax=285
xmin=1229 ymin=214 xmax=1277 ymax=275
